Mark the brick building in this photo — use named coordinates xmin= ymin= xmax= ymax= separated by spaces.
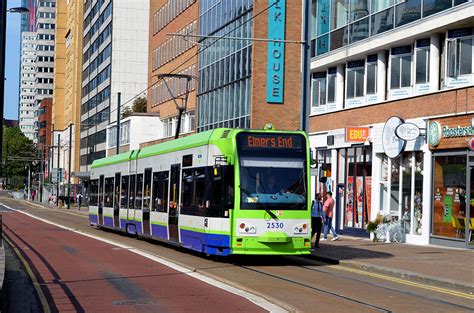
xmin=147 ymin=0 xmax=305 ymax=145
xmin=309 ymin=0 xmax=474 ymax=248
xmin=37 ymin=98 xmax=52 ymax=179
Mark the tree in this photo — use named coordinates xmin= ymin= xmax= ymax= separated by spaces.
xmin=2 ymin=126 xmax=37 ymax=189
xmin=132 ymin=96 xmax=147 ymax=113
xmin=121 ymin=96 xmax=147 ymax=119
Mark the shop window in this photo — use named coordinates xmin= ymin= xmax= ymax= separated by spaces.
xmin=344 ymin=147 xmax=372 ymax=229
xmin=432 ymin=155 xmax=467 ymax=239
xmin=390 ymin=46 xmax=412 ymax=89
xmin=415 ymin=39 xmax=430 ymax=84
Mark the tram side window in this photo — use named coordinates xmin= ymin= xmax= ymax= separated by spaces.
xmin=136 ymin=174 xmax=143 ymax=209
xmin=194 ymin=168 xmax=207 ymax=216
xmin=208 ymin=165 xmax=234 ymax=217
xmin=181 ymin=169 xmax=194 ymax=215
xmin=89 ymin=179 xmax=99 ymax=206
xmin=120 ymin=175 xmax=129 ymax=209
xmin=104 ymin=177 xmax=114 ymax=207
xmin=129 ymin=175 xmax=136 ymax=209
xmin=143 ymin=169 xmax=152 ymax=209
xmin=152 ymin=171 xmax=169 ymax=212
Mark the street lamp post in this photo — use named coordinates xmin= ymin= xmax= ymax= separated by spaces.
xmin=0 ymin=5 xmax=29 ymax=163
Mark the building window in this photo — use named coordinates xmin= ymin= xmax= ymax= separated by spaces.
xmin=312 ymin=72 xmax=327 ymax=108
xmin=346 ymin=60 xmax=365 ymax=99
xmin=447 ymin=33 xmax=473 ymax=78
xmin=366 ymin=54 xmax=377 ymax=95
xmin=390 ymin=45 xmax=412 ymax=89
xmin=415 ymin=39 xmax=430 ymax=84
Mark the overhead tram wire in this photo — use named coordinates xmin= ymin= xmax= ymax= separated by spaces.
xmin=68 ymin=2 xmax=282 ymax=144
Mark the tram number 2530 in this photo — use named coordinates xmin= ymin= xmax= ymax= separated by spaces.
xmin=266 ymin=222 xmax=284 ymax=229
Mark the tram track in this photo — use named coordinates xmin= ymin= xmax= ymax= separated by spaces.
xmin=3 ymin=199 xmax=473 ymax=312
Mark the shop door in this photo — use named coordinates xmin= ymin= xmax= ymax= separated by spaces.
xmin=168 ymin=164 xmax=180 ymax=243
xmin=468 ymin=164 xmax=473 ymax=248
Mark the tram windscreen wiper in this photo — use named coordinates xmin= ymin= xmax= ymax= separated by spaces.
xmin=240 ymin=186 xmax=279 ymax=220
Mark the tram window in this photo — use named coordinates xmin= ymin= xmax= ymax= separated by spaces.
xmin=207 ymin=171 xmax=223 ymax=217
xmin=194 ymin=168 xmax=207 ymax=216
xmin=225 ymin=166 xmax=234 ymax=209
xmin=121 ymin=175 xmax=129 ymax=209
xmin=136 ymin=174 xmax=143 ymax=209
xmin=114 ymin=173 xmax=120 ymax=209
xmin=104 ymin=177 xmax=114 ymax=207
xmin=152 ymin=171 xmax=169 ymax=212
xmin=99 ymin=175 xmax=104 ymax=207
xmin=143 ymin=169 xmax=152 ymax=209
xmin=89 ymin=179 xmax=99 ymax=206
xmin=181 ymin=169 xmax=194 ymax=215
xmin=129 ymin=175 xmax=136 ymax=209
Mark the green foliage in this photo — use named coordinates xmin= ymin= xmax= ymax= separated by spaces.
xmin=2 ymin=126 xmax=37 ymax=189
xmin=121 ymin=106 xmax=132 ymax=119
xmin=121 ymin=97 xmax=147 ymax=119
xmin=132 ymin=96 xmax=147 ymax=113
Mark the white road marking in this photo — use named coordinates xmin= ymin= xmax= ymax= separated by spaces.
xmin=1 ymin=203 xmax=287 ymax=313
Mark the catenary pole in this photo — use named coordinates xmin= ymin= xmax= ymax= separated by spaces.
xmin=67 ymin=124 xmax=72 ymax=209
xmin=56 ymin=133 xmax=60 ymax=206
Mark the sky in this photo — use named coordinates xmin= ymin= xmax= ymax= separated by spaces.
xmin=4 ymin=0 xmax=22 ymax=121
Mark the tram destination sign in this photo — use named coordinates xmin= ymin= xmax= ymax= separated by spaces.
xmin=238 ymin=133 xmax=303 ymax=150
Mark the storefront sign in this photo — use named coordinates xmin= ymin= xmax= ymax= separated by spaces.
xmin=396 ymin=123 xmax=420 ymax=141
xmin=382 ymin=116 xmax=406 ymax=158
xmin=429 ymin=115 xmax=474 ymax=150
xmin=345 ymin=127 xmax=369 ymax=143
xmin=266 ymin=0 xmax=286 ymax=104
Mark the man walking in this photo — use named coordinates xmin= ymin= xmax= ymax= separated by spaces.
xmin=77 ymin=193 xmax=83 ymax=211
xmin=322 ymin=191 xmax=339 ymax=241
xmin=311 ymin=193 xmax=323 ymax=248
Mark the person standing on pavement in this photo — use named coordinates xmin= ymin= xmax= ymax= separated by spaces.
xmin=77 ymin=193 xmax=83 ymax=211
xmin=322 ymin=191 xmax=339 ymax=241
xmin=311 ymin=193 xmax=324 ymax=248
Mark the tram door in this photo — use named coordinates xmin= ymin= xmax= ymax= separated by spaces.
xmin=98 ymin=175 xmax=104 ymax=225
xmin=168 ymin=164 xmax=180 ymax=242
xmin=114 ymin=173 xmax=121 ymax=228
xmin=142 ymin=169 xmax=152 ymax=235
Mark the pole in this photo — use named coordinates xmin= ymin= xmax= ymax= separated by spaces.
xmin=116 ymin=92 xmax=121 ymax=155
xmin=27 ymin=163 xmax=30 ymax=200
xmin=56 ymin=133 xmax=60 ymax=207
xmin=0 ymin=0 xmax=7 ymax=162
xmin=67 ymin=124 xmax=72 ymax=209
xmin=301 ymin=0 xmax=311 ymax=134
xmin=51 ymin=123 xmax=54 ymax=185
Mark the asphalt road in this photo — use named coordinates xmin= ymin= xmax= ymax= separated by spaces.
xmin=1 ymin=198 xmax=473 ymax=313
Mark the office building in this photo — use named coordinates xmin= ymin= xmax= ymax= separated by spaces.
xmin=18 ymin=32 xmax=36 ymax=140
xmin=80 ymin=0 xmax=149 ymax=171
xmin=309 ymin=0 xmax=474 ymax=248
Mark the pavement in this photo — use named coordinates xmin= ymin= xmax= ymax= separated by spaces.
xmin=310 ymin=235 xmax=474 ymax=293
xmin=21 ymin=199 xmax=474 ymax=295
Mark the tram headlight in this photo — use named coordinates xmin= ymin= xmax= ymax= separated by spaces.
xmin=293 ymin=223 xmax=308 ymax=234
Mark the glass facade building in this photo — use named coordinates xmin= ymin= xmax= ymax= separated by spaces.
xmin=197 ymin=0 xmax=254 ymax=132
xmin=311 ymin=0 xmax=469 ymax=57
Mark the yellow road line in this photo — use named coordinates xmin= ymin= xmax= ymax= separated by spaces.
xmin=328 ymin=264 xmax=474 ymax=300
xmin=3 ymin=235 xmax=51 ymax=313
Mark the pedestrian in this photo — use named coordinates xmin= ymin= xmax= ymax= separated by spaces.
xmin=77 ymin=193 xmax=83 ymax=211
xmin=31 ymin=190 xmax=36 ymax=201
xmin=311 ymin=193 xmax=323 ymax=248
xmin=322 ymin=191 xmax=339 ymax=241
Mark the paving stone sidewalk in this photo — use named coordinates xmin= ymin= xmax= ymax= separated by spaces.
xmin=310 ymin=235 xmax=474 ymax=293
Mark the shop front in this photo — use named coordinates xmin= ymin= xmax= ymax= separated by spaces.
xmin=429 ymin=114 xmax=474 ymax=248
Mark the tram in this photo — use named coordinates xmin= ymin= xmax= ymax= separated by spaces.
xmin=88 ymin=127 xmax=311 ymax=255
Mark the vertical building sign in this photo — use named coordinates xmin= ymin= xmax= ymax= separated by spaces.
xmin=266 ymin=0 xmax=286 ymax=104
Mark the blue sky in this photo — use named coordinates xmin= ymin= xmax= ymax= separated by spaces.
xmin=4 ymin=0 xmax=22 ymax=120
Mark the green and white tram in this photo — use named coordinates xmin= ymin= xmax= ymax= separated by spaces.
xmin=88 ymin=127 xmax=311 ymax=255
